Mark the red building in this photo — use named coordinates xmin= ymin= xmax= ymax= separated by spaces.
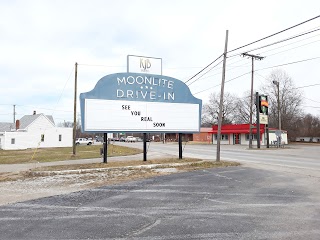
xmin=209 ymin=124 xmax=287 ymax=146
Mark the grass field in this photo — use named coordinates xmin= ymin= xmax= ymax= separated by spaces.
xmin=0 ymin=144 xmax=142 ymax=164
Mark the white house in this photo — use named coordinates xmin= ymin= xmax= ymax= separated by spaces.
xmin=0 ymin=112 xmax=73 ymax=150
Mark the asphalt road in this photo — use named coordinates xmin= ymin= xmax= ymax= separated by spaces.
xmin=130 ymin=142 xmax=320 ymax=177
xmin=1 ymin=143 xmax=320 ymax=239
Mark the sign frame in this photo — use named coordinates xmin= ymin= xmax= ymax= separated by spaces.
xmin=80 ymin=72 xmax=202 ymax=133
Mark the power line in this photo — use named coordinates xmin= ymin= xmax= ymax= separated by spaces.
xmin=256 ymin=56 xmax=320 ymax=71
xmin=183 ymin=16 xmax=320 ymax=90
xmin=260 ymin=33 xmax=320 ymax=55
xmin=187 ymin=60 xmax=223 ymax=86
xmin=305 ymin=97 xmax=320 ymax=104
xmin=78 ymin=63 xmax=125 ymax=68
xmin=265 ymin=39 xmax=320 ymax=58
xmin=184 ymin=54 xmax=223 ymax=84
xmin=293 ymin=83 xmax=320 ymax=89
xmin=227 ymin=15 xmax=320 ymax=54
xmin=241 ymin=27 xmax=320 ymax=54
xmin=193 ymin=55 xmax=320 ymax=95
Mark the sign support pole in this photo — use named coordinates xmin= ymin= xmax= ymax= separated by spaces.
xmin=103 ymin=133 xmax=108 ymax=163
xmin=256 ymin=92 xmax=261 ymax=149
xmin=179 ymin=133 xmax=182 ymax=159
xmin=143 ymin=133 xmax=147 ymax=161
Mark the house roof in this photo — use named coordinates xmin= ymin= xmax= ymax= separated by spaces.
xmin=0 ymin=122 xmax=13 ymax=132
xmin=210 ymin=124 xmax=266 ymax=134
xmin=19 ymin=114 xmax=55 ymax=129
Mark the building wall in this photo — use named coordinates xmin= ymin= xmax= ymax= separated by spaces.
xmin=211 ymin=132 xmax=287 ymax=146
xmin=193 ymin=132 xmax=212 ymax=142
xmin=26 ymin=115 xmax=54 ymax=131
xmin=268 ymin=131 xmax=288 ymax=144
xmin=1 ymin=128 xmax=72 ymax=150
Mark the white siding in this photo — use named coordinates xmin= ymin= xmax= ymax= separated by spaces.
xmin=26 ymin=115 xmax=55 ymax=132
xmin=211 ymin=132 xmax=288 ymax=146
xmin=1 ymin=128 xmax=73 ymax=150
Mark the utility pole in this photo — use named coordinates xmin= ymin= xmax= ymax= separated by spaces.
xmin=273 ymin=80 xmax=281 ymax=147
xmin=72 ymin=62 xmax=78 ymax=156
xmin=216 ymin=30 xmax=229 ymax=162
xmin=13 ymin=104 xmax=16 ymax=124
xmin=241 ymin=53 xmax=264 ymax=149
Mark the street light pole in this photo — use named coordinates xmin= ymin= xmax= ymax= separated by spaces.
xmin=273 ymin=80 xmax=281 ymax=147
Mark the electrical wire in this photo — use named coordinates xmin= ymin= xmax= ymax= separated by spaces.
xmin=191 ymin=23 xmax=320 ymax=83
xmin=193 ymin=55 xmax=320 ymax=95
xmin=227 ymin=15 xmax=320 ymax=54
xmin=241 ymin=27 xmax=320 ymax=55
xmin=187 ymin=60 xmax=223 ymax=86
xmin=78 ymin=63 xmax=126 ymax=68
xmin=256 ymin=56 xmax=320 ymax=71
xmin=184 ymin=54 xmax=223 ymax=84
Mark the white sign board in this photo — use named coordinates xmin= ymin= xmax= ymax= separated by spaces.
xmin=127 ymin=55 xmax=162 ymax=75
xmin=84 ymin=99 xmax=199 ymax=132
xmin=259 ymin=114 xmax=268 ymax=125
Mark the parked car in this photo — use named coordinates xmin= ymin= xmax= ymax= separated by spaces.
xmin=95 ymin=136 xmax=103 ymax=142
xmin=125 ymin=136 xmax=137 ymax=142
xmin=75 ymin=138 xmax=93 ymax=145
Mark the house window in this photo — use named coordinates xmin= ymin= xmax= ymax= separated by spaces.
xmin=59 ymin=134 xmax=62 ymax=142
xmin=214 ymin=134 xmax=229 ymax=140
xmin=245 ymin=134 xmax=257 ymax=141
xmin=41 ymin=134 xmax=45 ymax=142
xmin=11 ymin=138 xmax=15 ymax=144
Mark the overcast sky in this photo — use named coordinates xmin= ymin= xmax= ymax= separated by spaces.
xmin=1 ymin=0 xmax=320 ymax=124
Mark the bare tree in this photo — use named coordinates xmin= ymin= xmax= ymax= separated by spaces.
xmin=202 ymin=92 xmax=238 ymax=126
xmin=57 ymin=121 xmax=74 ymax=128
xmin=260 ymin=69 xmax=304 ymax=140
xmin=233 ymin=90 xmax=259 ymax=124
xmin=297 ymin=114 xmax=320 ymax=139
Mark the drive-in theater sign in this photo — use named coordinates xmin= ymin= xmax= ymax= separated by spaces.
xmin=79 ymin=55 xmax=202 ymax=161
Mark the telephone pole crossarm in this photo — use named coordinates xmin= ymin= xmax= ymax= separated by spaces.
xmin=241 ymin=52 xmax=265 ymax=60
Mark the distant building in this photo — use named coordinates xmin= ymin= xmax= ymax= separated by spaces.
xmin=0 ymin=112 xmax=72 ymax=150
xmin=192 ymin=128 xmax=212 ymax=143
xmin=295 ymin=137 xmax=320 ymax=143
xmin=209 ymin=124 xmax=288 ymax=146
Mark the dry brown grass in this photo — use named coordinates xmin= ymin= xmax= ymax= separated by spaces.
xmin=0 ymin=144 xmax=142 ymax=164
xmin=33 ymin=157 xmax=203 ymax=171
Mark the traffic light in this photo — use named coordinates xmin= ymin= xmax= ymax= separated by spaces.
xmin=259 ymin=95 xmax=268 ymax=115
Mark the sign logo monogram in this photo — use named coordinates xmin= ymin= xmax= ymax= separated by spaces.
xmin=140 ymin=58 xmax=151 ymax=72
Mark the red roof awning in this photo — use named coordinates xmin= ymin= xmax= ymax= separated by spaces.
xmin=209 ymin=124 xmax=266 ymax=134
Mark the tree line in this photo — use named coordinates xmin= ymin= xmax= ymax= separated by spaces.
xmin=201 ymin=69 xmax=320 ymax=141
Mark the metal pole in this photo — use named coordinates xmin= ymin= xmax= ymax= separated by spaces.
xmin=178 ymin=133 xmax=183 ymax=159
xmin=266 ymin=124 xmax=270 ymax=148
xmin=277 ymin=83 xmax=281 ymax=147
xmin=72 ymin=62 xmax=78 ymax=156
xmin=103 ymin=133 xmax=108 ymax=163
xmin=13 ymin=104 xmax=16 ymax=124
xmin=143 ymin=133 xmax=147 ymax=161
xmin=256 ymin=92 xmax=260 ymax=149
xmin=216 ymin=30 xmax=229 ymax=162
